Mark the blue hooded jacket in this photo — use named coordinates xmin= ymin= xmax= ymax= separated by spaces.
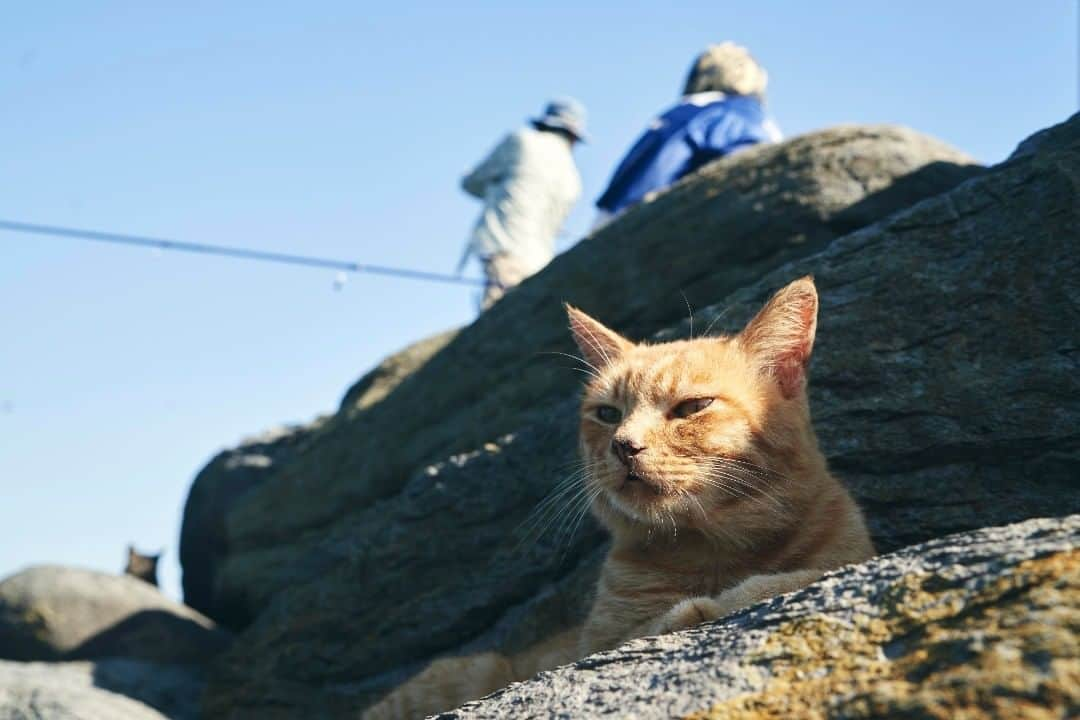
xmin=596 ymin=93 xmax=781 ymax=216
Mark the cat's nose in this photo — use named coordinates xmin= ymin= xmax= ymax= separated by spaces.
xmin=611 ymin=437 xmax=645 ymax=466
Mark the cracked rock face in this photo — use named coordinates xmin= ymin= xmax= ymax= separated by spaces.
xmin=450 ymin=515 xmax=1080 ymax=720
xmin=196 ymin=116 xmax=1080 ymax=718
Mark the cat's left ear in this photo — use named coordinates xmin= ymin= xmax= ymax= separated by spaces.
xmin=565 ymin=304 xmax=631 ymax=371
xmin=738 ymin=276 xmax=818 ymax=399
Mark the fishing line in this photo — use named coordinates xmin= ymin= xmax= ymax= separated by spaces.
xmin=0 ymin=219 xmax=483 ymax=287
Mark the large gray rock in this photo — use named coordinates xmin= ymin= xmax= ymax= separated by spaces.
xmin=451 ymin=515 xmax=1080 ymax=719
xmin=180 ymin=329 xmax=458 ymax=628
xmin=185 ymin=124 xmax=979 ymax=631
xmin=0 ymin=566 xmax=230 ymax=665
xmin=180 ymin=422 xmax=328 ymax=629
xmin=0 ymin=658 xmax=202 ymax=720
xmin=199 ymin=115 xmax=1078 ymax=719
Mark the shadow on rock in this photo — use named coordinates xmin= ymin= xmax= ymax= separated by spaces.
xmin=89 ymin=658 xmax=206 ymax=720
xmin=69 ymin=609 xmax=232 ymax=665
xmin=826 ymin=159 xmax=983 ymax=236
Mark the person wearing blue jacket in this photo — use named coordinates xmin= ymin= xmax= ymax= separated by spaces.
xmin=595 ymin=43 xmax=782 ymax=227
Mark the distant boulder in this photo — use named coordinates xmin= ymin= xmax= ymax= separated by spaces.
xmin=0 ymin=658 xmax=202 ymax=720
xmin=0 ymin=565 xmax=230 ymax=665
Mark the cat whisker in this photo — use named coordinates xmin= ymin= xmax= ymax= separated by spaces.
xmin=707 ymin=472 xmax=789 ymax=513
xmin=679 ymin=491 xmax=747 ymax=548
xmin=566 ymin=366 xmax=601 ymax=382
xmin=700 ymin=463 xmax=785 ymax=493
xmin=552 ymin=483 xmax=596 ymax=539
xmin=701 ymin=457 xmax=781 ymax=477
xmin=537 ymin=351 xmax=603 ymax=381
xmin=576 ymin=324 xmax=614 ymax=367
xmin=521 ymin=475 xmax=589 ymax=530
xmin=519 ymin=468 xmax=588 ymax=519
xmin=684 ymin=493 xmax=708 ymax=522
xmin=680 ymin=290 xmax=694 ymax=340
xmin=701 ymin=304 xmax=735 ymax=338
xmin=516 ymin=487 xmax=592 ymax=556
xmin=555 ymin=485 xmax=604 ymax=565
xmin=700 ymin=459 xmax=791 ymax=501
xmin=529 ymin=462 xmax=604 ymax=536
xmin=517 ymin=488 xmax=580 ymax=541
xmin=513 ymin=465 xmax=597 ymax=553
xmin=697 ymin=471 xmax=789 ymax=516
xmin=696 ymin=474 xmax=759 ymax=504
xmin=549 ymin=488 xmax=600 ymax=562
xmin=705 ymin=457 xmax=789 ymax=484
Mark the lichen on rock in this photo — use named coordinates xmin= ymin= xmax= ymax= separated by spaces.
xmin=451 ymin=515 xmax=1080 ymax=720
xmin=691 ymin=550 xmax=1080 ymax=719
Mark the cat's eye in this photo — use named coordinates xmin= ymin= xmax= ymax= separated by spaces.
xmin=671 ymin=397 xmax=714 ymax=419
xmin=595 ymin=405 xmax=622 ymax=424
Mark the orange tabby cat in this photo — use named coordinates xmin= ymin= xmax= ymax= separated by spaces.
xmin=364 ymin=276 xmax=875 ymax=719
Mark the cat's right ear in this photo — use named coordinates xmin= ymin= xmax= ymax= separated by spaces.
xmin=565 ymin=304 xmax=631 ymax=371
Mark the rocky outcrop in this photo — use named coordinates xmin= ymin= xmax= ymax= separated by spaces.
xmin=184 ymin=125 xmax=980 ymax=631
xmin=0 ymin=658 xmax=202 ymax=720
xmin=338 ymin=328 xmax=460 ymax=412
xmin=451 ymin=515 xmax=1080 ymax=719
xmin=0 ymin=565 xmax=230 ymax=665
xmin=180 ymin=422 xmax=328 ymax=628
xmin=180 ymin=328 xmax=458 ymax=627
xmin=197 ymin=115 xmax=1078 ymax=719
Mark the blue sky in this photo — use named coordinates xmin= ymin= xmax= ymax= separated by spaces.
xmin=2 ymin=2 xmax=1076 ymax=602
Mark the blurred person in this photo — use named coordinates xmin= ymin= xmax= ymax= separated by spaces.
xmin=459 ymin=98 xmax=586 ymax=310
xmin=594 ymin=43 xmax=781 ymax=228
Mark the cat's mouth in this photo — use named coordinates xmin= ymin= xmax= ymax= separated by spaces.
xmin=619 ymin=471 xmax=665 ymax=496
xmin=601 ymin=470 xmax=677 ymax=523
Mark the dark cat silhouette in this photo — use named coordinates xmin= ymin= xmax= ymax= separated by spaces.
xmin=124 ymin=545 xmax=161 ymax=587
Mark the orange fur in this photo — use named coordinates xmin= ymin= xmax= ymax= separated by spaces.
xmin=363 ymin=277 xmax=875 ymax=719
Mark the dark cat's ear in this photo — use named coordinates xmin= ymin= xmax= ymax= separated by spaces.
xmin=565 ymin=304 xmax=631 ymax=370
xmin=739 ymin=276 xmax=818 ymax=399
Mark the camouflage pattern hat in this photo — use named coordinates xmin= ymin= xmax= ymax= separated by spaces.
xmin=683 ymin=42 xmax=768 ymax=97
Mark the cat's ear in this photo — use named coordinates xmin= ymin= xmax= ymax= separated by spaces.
xmin=739 ymin=276 xmax=818 ymax=399
xmin=565 ymin=304 xmax=631 ymax=370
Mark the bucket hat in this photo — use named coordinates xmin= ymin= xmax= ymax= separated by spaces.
xmin=533 ymin=97 xmax=589 ymax=142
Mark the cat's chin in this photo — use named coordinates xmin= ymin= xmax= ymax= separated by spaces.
xmin=600 ymin=477 xmax=678 ymax=524
xmin=600 ymin=491 xmax=652 ymax=525
xmin=621 ymin=471 xmax=664 ymax=493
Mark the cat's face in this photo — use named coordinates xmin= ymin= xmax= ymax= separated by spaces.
xmin=567 ymin=277 xmax=819 ymax=536
xmin=126 ymin=546 xmax=160 ymax=582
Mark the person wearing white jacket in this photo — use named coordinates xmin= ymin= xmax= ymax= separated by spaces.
xmin=460 ymin=98 xmax=586 ymax=310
